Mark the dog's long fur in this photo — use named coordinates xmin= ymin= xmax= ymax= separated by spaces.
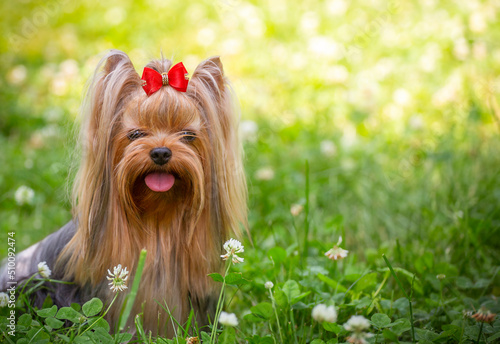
xmin=0 ymin=50 xmax=247 ymax=336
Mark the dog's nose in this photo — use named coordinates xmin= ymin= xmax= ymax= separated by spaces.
xmin=150 ymin=147 xmax=172 ymax=165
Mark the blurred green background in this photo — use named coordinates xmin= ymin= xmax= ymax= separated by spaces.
xmin=0 ymin=0 xmax=499 ymax=280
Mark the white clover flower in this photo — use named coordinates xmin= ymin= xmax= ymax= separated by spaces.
xmin=311 ymin=304 xmax=338 ymax=323
xmin=0 ymin=292 xmax=9 ymax=307
xmin=320 ymin=140 xmax=337 ymax=157
xmin=107 ymin=264 xmax=129 ymax=292
xmin=463 ymin=310 xmax=474 ymax=318
xmin=221 ymin=238 xmax=244 ymax=264
xmin=255 ymin=167 xmax=275 ymax=181
xmin=326 ymin=247 xmax=348 ymax=260
xmin=325 ymin=236 xmax=349 ymax=261
xmin=344 ymin=315 xmax=371 ymax=332
xmin=471 ymin=307 xmax=497 ymax=323
xmin=265 ymin=281 xmax=274 ymax=289
xmin=346 ymin=331 xmax=373 ymax=344
xmin=37 ymin=261 xmax=52 ymax=279
xmin=223 ymin=238 xmax=244 ymax=254
xmin=186 ymin=337 xmax=200 ymax=344
xmin=219 ymin=311 xmax=239 ymax=327
xmin=290 ymin=204 xmax=304 ymax=217
xmin=15 ymin=185 xmax=35 ymax=206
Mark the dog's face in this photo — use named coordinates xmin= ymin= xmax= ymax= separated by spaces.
xmin=115 ymin=88 xmax=209 ymax=215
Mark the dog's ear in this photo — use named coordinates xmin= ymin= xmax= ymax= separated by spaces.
xmin=190 ymin=56 xmax=225 ymax=96
xmin=89 ymin=50 xmax=139 ymax=116
xmin=104 ymin=51 xmax=131 ymax=74
xmin=83 ymin=50 xmax=140 ymax=146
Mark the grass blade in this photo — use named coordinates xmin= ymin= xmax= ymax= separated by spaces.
xmin=382 ymin=254 xmax=409 ymax=298
xmin=118 ymin=249 xmax=147 ymax=332
xmin=135 ymin=314 xmax=148 ymax=343
xmin=382 ymin=254 xmax=416 ymax=343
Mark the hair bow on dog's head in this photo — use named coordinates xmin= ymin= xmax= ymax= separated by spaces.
xmin=141 ymin=62 xmax=189 ymax=96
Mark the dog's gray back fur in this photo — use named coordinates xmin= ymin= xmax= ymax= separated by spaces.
xmin=0 ymin=221 xmax=86 ymax=307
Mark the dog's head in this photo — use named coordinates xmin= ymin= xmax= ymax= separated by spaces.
xmin=74 ymin=50 xmax=246 ymax=247
xmin=114 ymin=58 xmax=212 ymax=219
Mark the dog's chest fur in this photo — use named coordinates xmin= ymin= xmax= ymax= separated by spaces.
xmin=102 ymin=216 xmax=220 ymax=335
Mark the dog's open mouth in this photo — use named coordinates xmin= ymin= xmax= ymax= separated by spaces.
xmin=144 ymin=172 xmax=175 ymax=192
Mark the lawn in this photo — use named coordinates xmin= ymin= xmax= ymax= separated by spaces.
xmin=0 ymin=0 xmax=499 ymax=343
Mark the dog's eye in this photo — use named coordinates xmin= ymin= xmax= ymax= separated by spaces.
xmin=181 ymin=131 xmax=196 ymax=142
xmin=127 ymin=130 xmax=147 ymax=141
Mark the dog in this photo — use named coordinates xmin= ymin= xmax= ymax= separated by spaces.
xmin=0 ymin=50 xmax=247 ymax=336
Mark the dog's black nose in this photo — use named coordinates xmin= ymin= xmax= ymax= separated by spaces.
xmin=150 ymin=147 xmax=172 ymax=165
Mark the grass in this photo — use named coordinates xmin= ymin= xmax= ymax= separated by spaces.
xmin=1 ymin=0 xmax=500 ymax=342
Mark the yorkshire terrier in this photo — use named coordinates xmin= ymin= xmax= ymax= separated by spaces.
xmin=0 ymin=50 xmax=247 ymax=336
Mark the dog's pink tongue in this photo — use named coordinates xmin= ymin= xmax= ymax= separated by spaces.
xmin=144 ymin=173 xmax=175 ymax=192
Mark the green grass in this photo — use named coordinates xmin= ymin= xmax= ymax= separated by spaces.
xmin=1 ymin=0 xmax=500 ymax=342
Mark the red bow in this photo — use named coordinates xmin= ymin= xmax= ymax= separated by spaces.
xmin=141 ymin=62 xmax=189 ymax=96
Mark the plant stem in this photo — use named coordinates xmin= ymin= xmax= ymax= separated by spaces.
xmin=307 ymin=323 xmax=315 ymax=344
xmin=19 ymin=274 xmax=36 ymax=297
xmin=80 ymin=292 xmax=119 ymax=336
xmin=289 ymin=308 xmax=298 ymax=344
xmin=409 ymin=275 xmax=416 ymax=342
xmin=210 ymin=261 xmax=232 ymax=343
xmin=373 ymin=271 xmax=390 ymax=299
xmin=18 ymin=274 xmax=39 ymax=314
xmin=269 ymin=288 xmax=284 ymax=344
xmin=476 ymin=321 xmax=484 ymax=344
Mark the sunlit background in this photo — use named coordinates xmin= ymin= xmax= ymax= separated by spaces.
xmin=1 ymin=0 xmax=499 ymax=273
